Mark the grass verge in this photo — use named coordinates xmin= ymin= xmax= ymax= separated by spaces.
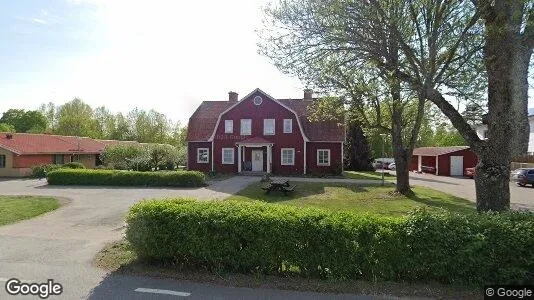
xmin=226 ymin=182 xmax=474 ymax=216
xmin=0 ymin=196 xmax=60 ymax=226
xmin=95 ymin=239 xmax=479 ymax=299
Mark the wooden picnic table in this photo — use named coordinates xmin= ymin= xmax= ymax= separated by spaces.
xmin=262 ymin=180 xmax=295 ymax=195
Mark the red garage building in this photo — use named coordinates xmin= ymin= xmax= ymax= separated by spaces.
xmin=410 ymin=146 xmax=478 ymax=176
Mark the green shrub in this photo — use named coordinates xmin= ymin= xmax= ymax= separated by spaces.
xmin=31 ymin=164 xmax=63 ymax=178
xmin=46 ymin=169 xmax=205 ymax=187
xmin=126 ymin=200 xmax=534 ymax=285
xmin=62 ymin=162 xmax=86 ymax=169
xmin=31 ymin=162 xmax=87 ymax=178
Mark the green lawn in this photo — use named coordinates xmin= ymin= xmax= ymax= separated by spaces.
xmin=227 ymin=182 xmax=474 ymax=216
xmin=343 ymin=170 xmax=396 ymax=181
xmin=0 ymin=196 xmax=60 ymax=226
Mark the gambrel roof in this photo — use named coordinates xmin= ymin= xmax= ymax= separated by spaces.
xmin=186 ymin=89 xmax=344 ymax=142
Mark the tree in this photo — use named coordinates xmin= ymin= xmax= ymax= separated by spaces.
xmin=462 ymin=102 xmax=486 ymax=126
xmin=308 ymin=97 xmax=374 ymax=170
xmin=0 ymin=123 xmax=15 ymax=132
xmin=0 ymin=109 xmax=47 ymax=133
xmin=370 ymin=0 xmax=533 ymax=211
xmin=261 ymin=0 xmax=532 ymax=210
xmin=345 ymin=121 xmax=374 ymax=171
xmin=433 ymin=124 xmax=468 ymax=147
xmin=38 ymin=102 xmax=57 ymax=132
xmin=261 ymin=2 xmax=429 ymax=195
xmin=93 ymin=106 xmax=116 ymax=139
xmin=55 ymin=98 xmax=99 ymax=137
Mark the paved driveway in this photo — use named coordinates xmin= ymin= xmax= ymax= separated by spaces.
xmin=408 ymin=172 xmax=534 ymax=210
xmin=0 ymin=177 xmax=384 ymax=299
xmin=0 ymin=177 xmax=266 ymax=299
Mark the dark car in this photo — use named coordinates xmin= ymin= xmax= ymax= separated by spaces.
xmin=511 ymin=168 xmax=534 ymax=187
xmin=464 ymin=167 xmax=475 ymax=178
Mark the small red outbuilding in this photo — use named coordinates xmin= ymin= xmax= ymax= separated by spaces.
xmin=410 ymin=146 xmax=478 ymax=176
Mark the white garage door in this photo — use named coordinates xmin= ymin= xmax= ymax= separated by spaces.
xmin=450 ymin=156 xmax=464 ymax=176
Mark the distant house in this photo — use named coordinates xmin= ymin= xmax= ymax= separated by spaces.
xmin=474 ymin=112 xmax=534 ymax=155
xmin=186 ymin=88 xmax=345 ymax=175
xmin=410 ymin=146 xmax=478 ymax=176
xmin=0 ymin=133 xmax=134 ymax=177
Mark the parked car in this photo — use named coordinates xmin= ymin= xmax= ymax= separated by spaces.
xmin=464 ymin=167 xmax=475 ymax=178
xmin=373 ymin=158 xmax=395 ymax=170
xmin=421 ymin=166 xmax=436 ymax=174
xmin=373 ymin=161 xmax=391 ymax=170
xmin=389 ymin=162 xmax=396 ymax=170
xmin=511 ymin=168 xmax=534 ymax=187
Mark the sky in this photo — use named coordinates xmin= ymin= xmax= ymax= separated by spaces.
xmin=0 ymin=0 xmax=304 ymax=125
xmin=0 ymin=0 xmax=533 ymax=126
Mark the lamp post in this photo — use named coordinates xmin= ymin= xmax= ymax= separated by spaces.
xmin=380 ymin=134 xmax=386 ymax=186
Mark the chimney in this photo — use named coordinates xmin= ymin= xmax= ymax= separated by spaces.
xmin=228 ymin=91 xmax=238 ymax=102
xmin=6 ymin=133 xmax=13 ymax=139
xmin=303 ymin=89 xmax=313 ymax=100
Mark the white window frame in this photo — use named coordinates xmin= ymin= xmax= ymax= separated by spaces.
xmin=221 ymin=148 xmax=234 ymax=164
xmin=283 ymin=119 xmax=292 ymax=133
xmin=281 ymin=148 xmax=295 ymax=166
xmin=224 ymin=120 xmax=233 ymax=134
xmin=317 ymin=149 xmax=331 ymax=166
xmin=197 ymin=148 xmax=209 ymax=164
xmin=240 ymin=119 xmax=251 ymax=135
xmin=263 ymin=119 xmax=275 ymax=135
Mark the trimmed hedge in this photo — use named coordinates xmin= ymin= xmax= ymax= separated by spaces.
xmin=126 ymin=199 xmax=534 ymax=285
xmin=46 ymin=169 xmax=205 ymax=187
xmin=31 ymin=162 xmax=84 ymax=178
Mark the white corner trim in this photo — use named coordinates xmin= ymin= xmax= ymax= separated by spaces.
xmin=211 ymin=141 xmax=214 ymax=171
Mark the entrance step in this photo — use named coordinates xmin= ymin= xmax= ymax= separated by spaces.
xmin=239 ymin=171 xmax=267 ymax=176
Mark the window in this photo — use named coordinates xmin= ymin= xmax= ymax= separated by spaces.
xmin=253 ymin=96 xmax=263 ymax=105
xmin=263 ymin=119 xmax=275 ymax=135
xmin=283 ymin=119 xmax=292 ymax=133
xmin=197 ymin=148 xmax=209 ymax=163
xmin=240 ymin=119 xmax=251 ymax=135
xmin=222 ymin=148 xmax=234 ymax=164
xmin=281 ymin=148 xmax=295 ymax=166
xmin=224 ymin=120 xmax=233 ymax=133
xmin=317 ymin=149 xmax=331 ymax=166
xmin=0 ymin=155 xmax=5 ymax=168
xmin=53 ymin=154 xmax=64 ymax=164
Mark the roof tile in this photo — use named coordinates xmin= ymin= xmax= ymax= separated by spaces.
xmin=413 ymin=146 xmax=470 ymax=156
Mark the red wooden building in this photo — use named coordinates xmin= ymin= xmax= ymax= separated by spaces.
xmin=410 ymin=146 xmax=478 ymax=176
xmin=186 ymin=88 xmax=345 ymax=175
xmin=0 ymin=133 xmax=138 ymax=177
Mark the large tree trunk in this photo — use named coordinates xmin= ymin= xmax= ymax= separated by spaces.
xmin=474 ymin=150 xmax=511 ymax=211
xmin=474 ymin=0 xmax=531 ymax=211
xmin=425 ymin=1 xmax=532 ymax=211
xmin=509 ymin=41 xmax=532 ymax=158
xmin=393 ymin=146 xmax=412 ymax=195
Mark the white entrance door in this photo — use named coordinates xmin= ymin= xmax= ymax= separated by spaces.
xmin=450 ymin=156 xmax=464 ymax=176
xmin=251 ymin=150 xmax=264 ymax=171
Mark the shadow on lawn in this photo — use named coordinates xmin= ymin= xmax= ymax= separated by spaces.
xmin=407 ymin=193 xmax=474 ymax=214
xmin=256 ymin=183 xmax=370 ymax=203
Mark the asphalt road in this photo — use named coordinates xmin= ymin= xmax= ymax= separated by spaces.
xmin=407 ymin=172 xmax=534 ymax=210
xmin=0 ymin=177 xmax=392 ymax=300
